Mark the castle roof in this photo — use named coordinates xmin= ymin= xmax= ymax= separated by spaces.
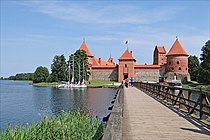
xmin=156 ymin=46 xmax=166 ymax=54
xmin=118 ymin=49 xmax=136 ymax=61
xmin=79 ymin=41 xmax=93 ymax=57
xmin=107 ymin=56 xmax=113 ymax=63
xmin=92 ymin=58 xmax=115 ymax=66
xmin=167 ymin=39 xmax=188 ymax=56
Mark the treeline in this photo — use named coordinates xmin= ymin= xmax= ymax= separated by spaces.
xmin=188 ymin=40 xmax=210 ymax=84
xmin=6 ymin=73 xmax=33 ymax=80
xmin=5 ymin=49 xmax=89 ymax=83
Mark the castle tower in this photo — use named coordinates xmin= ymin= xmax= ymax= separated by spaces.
xmin=79 ymin=41 xmax=94 ymax=64
xmin=79 ymin=41 xmax=94 ymax=80
xmin=153 ymin=46 xmax=167 ymax=65
xmin=118 ymin=49 xmax=136 ymax=82
xmin=166 ymin=38 xmax=189 ymax=81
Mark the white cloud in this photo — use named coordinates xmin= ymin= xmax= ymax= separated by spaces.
xmin=15 ymin=1 xmax=182 ymax=25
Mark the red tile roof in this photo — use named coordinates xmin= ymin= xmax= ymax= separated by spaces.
xmin=92 ymin=58 xmax=99 ymax=66
xmin=156 ymin=46 xmax=166 ymax=54
xmin=92 ymin=58 xmax=115 ymax=66
xmin=92 ymin=65 xmax=117 ymax=69
xmin=118 ymin=49 xmax=135 ymax=60
xmin=167 ymin=39 xmax=188 ymax=56
xmin=135 ymin=64 xmax=160 ymax=69
xmin=107 ymin=57 xmax=114 ymax=63
xmin=79 ymin=42 xmax=93 ymax=57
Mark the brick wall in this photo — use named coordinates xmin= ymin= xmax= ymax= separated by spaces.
xmin=166 ymin=56 xmax=188 ymax=73
xmin=134 ymin=71 xmax=160 ymax=82
xmin=92 ymin=69 xmax=118 ymax=81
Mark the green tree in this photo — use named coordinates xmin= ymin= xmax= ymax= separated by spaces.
xmin=188 ymin=55 xmax=199 ymax=81
xmin=68 ymin=50 xmax=89 ymax=83
xmin=8 ymin=76 xmax=16 ymax=80
xmin=46 ymin=74 xmax=52 ymax=82
xmin=51 ymin=55 xmax=67 ymax=82
xmin=14 ymin=73 xmax=33 ymax=80
xmin=32 ymin=66 xmax=49 ymax=83
xmin=198 ymin=40 xmax=210 ymax=84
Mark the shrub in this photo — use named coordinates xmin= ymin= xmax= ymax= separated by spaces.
xmin=0 ymin=110 xmax=104 ymax=140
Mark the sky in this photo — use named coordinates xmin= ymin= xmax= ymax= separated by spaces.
xmin=0 ymin=0 xmax=209 ymax=77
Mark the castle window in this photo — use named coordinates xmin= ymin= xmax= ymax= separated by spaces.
xmin=177 ymin=61 xmax=179 ymax=64
xmin=125 ymin=64 xmax=127 ymax=67
xmin=162 ymin=58 xmax=163 ymax=60
xmin=169 ymin=62 xmax=171 ymax=65
xmin=172 ymin=67 xmax=174 ymax=70
xmin=186 ymin=68 xmax=187 ymax=70
xmin=179 ymin=67 xmax=181 ymax=70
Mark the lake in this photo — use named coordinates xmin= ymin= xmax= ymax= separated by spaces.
xmin=0 ymin=80 xmax=116 ymax=131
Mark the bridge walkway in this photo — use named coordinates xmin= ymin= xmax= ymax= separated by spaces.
xmin=122 ymin=87 xmax=210 ymax=140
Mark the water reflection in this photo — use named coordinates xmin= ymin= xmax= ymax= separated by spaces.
xmin=0 ymin=80 xmax=116 ymax=131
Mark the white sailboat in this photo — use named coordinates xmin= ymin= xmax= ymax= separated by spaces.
xmin=58 ymin=54 xmax=87 ymax=88
xmin=72 ymin=60 xmax=87 ymax=88
xmin=57 ymin=55 xmax=74 ymax=88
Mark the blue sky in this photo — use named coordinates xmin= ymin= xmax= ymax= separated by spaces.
xmin=1 ymin=0 xmax=209 ymax=77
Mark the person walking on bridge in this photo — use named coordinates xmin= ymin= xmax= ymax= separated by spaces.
xmin=125 ymin=78 xmax=129 ymax=88
xmin=131 ymin=77 xmax=134 ymax=87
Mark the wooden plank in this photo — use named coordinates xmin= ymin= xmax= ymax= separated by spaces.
xmin=122 ymin=87 xmax=210 ymax=140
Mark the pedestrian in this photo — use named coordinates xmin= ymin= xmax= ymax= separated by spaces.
xmin=131 ymin=77 xmax=134 ymax=87
xmin=125 ymin=78 xmax=129 ymax=88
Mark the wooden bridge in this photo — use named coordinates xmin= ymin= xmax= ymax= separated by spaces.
xmin=102 ymin=82 xmax=210 ymax=140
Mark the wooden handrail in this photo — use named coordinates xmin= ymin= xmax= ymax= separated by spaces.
xmin=134 ymin=82 xmax=210 ymax=121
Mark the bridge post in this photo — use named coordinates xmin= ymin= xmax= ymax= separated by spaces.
xmin=200 ymin=92 xmax=206 ymax=120
xmin=187 ymin=91 xmax=192 ymax=113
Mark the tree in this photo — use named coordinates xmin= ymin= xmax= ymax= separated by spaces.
xmin=198 ymin=40 xmax=210 ymax=84
xmin=68 ymin=50 xmax=89 ymax=83
xmin=32 ymin=66 xmax=49 ymax=83
xmin=46 ymin=74 xmax=53 ymax=82
xmin=188 ymin=55 xmax=199 ymax=81
xmin=51 ymin=55 xmax=67 ymax=82
xmin=8 ymin=76 xmax=16 ymax=80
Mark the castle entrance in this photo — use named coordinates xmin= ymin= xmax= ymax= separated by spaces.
xmin=124 ymin=74 xmax=128 ymax=80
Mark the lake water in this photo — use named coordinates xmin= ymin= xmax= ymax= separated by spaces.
xmin=0 ymin=80 xmax=116 ymax=131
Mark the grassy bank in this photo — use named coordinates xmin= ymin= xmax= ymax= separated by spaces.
xmin=32 ymin=82 xmax=58 ymax=87
xmin=0 ymin=111 xmax=103 ymax=140
xmin=87 ymin=80 xmax=121 ymax=88
xmin=182 ymin=81 xmax=210 ymax=91
xmin=19 ymin=80 xmax=121 ymax=88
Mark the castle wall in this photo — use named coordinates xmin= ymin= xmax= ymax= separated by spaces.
xmin=166 ymin=72 xmax=190 ymax=83
xmin=91 ymin=68 xmax=118 ymax=81
xmin=134 ymin=68 xmax=160 ymax=82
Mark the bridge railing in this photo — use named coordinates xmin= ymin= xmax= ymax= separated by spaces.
xmin=102 ymin=84 xmax=124 ymax=140
xmin=134 ymin=82 xmax=210 ymax=121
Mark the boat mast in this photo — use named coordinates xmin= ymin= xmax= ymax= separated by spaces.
xmin=72 ymin=54 xmax=74 ymax=84
xmin=78 ymin=62 xmax=80 ymax=83
xmin=83 ymin=61 xmax=84 ymax=81
xmin=69 ymin=57 xmax=71 ymax=83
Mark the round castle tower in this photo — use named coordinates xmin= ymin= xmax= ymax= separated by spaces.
xmin=166 ymin=38 xmax=190 ymax=81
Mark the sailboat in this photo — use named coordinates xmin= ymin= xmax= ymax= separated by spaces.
xmin=58 ymin=55 xmax=87 ymax=88
xmin=72 ymin=60 xmax=87 ymax=88
xmin=57 ymin=55 xmax=74 ymax=88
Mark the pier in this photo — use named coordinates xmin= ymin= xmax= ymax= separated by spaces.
xmin=102 ymin=83 xmax=210 ymax=140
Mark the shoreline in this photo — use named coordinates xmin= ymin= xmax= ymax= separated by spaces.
xmin=10 ymin=80 xmax=121 ymax=88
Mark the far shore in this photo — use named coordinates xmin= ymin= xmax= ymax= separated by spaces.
xmin=12 ymin=80 xmax=121 ymax=88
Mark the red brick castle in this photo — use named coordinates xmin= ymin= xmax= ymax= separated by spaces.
xmin=79 ymin=38 xmax=190 ymax=82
